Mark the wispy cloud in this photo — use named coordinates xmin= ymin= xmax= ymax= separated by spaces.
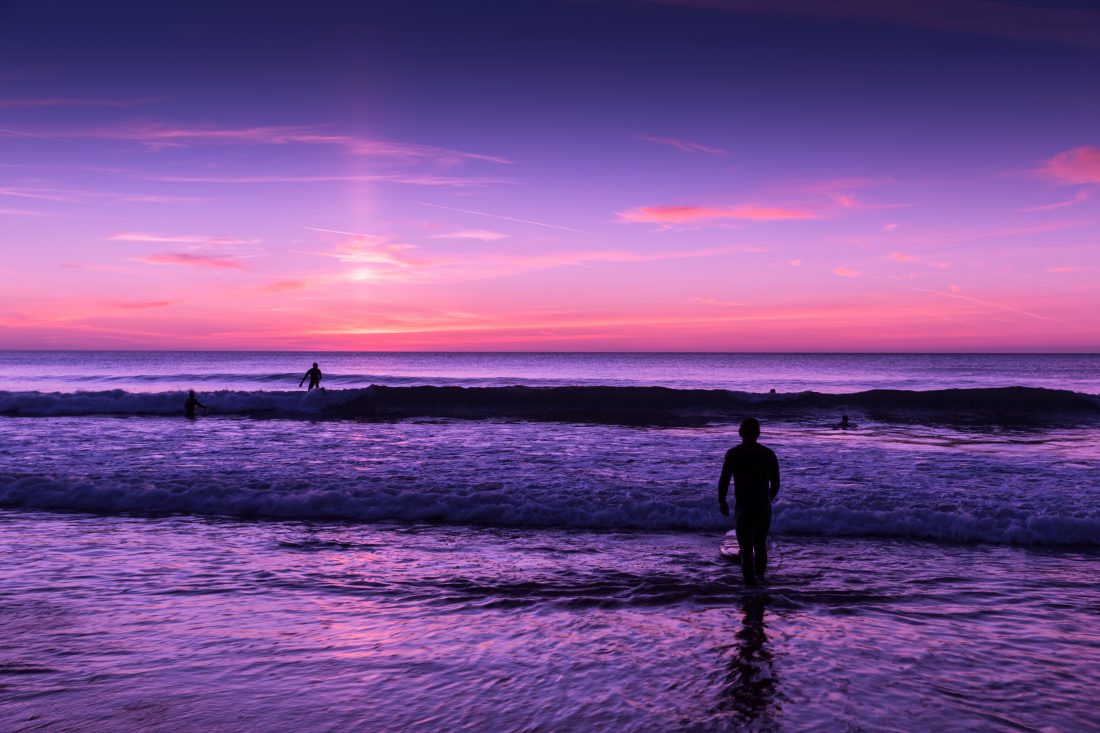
xmin=1022 ymin=190 xmax=1089 ymax=212
xmin=80 ymin=123 xmax=510 ymax=165
xmin=890 ymin=252 xmax=918 ymax=262
xmin=59 ymin=262 xmax=137 ymax=274
xmin=146 ymin=173 xmax=508 ymax=188
xmin=305 ymin=231 xmax=751 ymax=284
xmin=0 ymin=126 xmax=112 ymax=150
xmin=1046 ymin=265 xmax=1099 ymax=274
xmin=134 ymin=252 xmax=249 ymax=270
xmin=832 ymin=267 xmax=862 ymax=278
xmin=418 ymin=202 xmax=586 ymax=233
xmin=259 ymin=278 xmax=314 ymax=294
xmin=637 ymin=135 xmax=726 ymax=156
xmin=109 ymin=232 xmax=259 ymax=246
xmin=111 ymin=300 xmax=180 ymax=310
xmin=695 ymin=296 xmax=746 ymax=306
xmin=1042 ymin=146 xmax=1100 ymax=184
xmin=429 ymin=229 xmax=509 ymax=241
xmin=0 ymin=184 xmax=198 ymax=205
xmin=617 ymin=203 xmax=815 ymax=223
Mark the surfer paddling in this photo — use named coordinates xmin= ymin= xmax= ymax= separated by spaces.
xmin=299 ymin=362 xmax=323 ymax=391
xmin=718 ymin=418 xmax=780 ymax=586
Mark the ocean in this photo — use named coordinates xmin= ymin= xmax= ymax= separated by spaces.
xmin=1 ymin=352 xmax=1098 ymax=731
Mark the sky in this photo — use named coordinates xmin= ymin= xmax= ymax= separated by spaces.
xmin=1 ymin=0 xmax=1098 ymax=351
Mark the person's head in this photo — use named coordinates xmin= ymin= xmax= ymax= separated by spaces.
xmin=189 ymin=389 xmax=195 ymax=397
xmin=313 ymin=362 xmax=318 ymax=368
xmin=739 ymin=417 xmax=761 ymax=443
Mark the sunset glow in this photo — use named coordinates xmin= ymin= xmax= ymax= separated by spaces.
xmin=1 ymin=1 xmax=1098 ymax=351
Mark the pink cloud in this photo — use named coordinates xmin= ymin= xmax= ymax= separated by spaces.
xmin=1042 ymin=146 xmax=1100 ymax=184
xmin=1022 ymin=190 xmax=1089 ymax=212
xmin=1045 ymin=265 xmax=1100 ymax=274
xmin=637 ymin=135 xmax=727 ymax=156
xmin=111 ymin=300 xmax=180 ymax=310
xmin=305 ymin=230 xmax=754 ymax=284
xmin=617 ymin=204 xmax=815 ymax=223
xmin=109 ymin=232 xmax=259 ymax=245
xmin=135 ymin=252 xmax=248 ymax=270
xmin=832 ymin=267 xmax=862 ymax=278
xmin=890 ymin=252 xmax=918 ymax=262
xmin=259 ymin=279 xmax=313 ymax=293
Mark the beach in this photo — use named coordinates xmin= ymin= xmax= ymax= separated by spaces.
xmin=1 ymin=352 xmax=1098 ymax=731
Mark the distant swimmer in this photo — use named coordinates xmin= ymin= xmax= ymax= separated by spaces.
xmin=184 ymin=389 xmax=208 ymax=418
xmin=299 ymin=362 xmax=323 ymax=391
xmin=835 ymin=414 xmax=857 ymax=429
xmin=718 ymin=418 xmax=780 ymax=586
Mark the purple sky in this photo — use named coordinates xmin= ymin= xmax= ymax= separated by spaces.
xmin=1 ymin=0 xmax=1098 ymax=350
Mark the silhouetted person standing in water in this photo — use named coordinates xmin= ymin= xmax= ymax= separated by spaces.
xmin=718 ymin=418 xmax=780 ymax=586
xmin=184 ymin=389 xmax=207 ymax=418
xmin=299 ymin=362 xmax=322 ymax=391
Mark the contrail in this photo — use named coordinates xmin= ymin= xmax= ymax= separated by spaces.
xmin=417 ymin=202 xmax=586 ymax=233
xmin=0 ymin=127 xmax=112 ymax=150
xmin=302 ymin=226 xmax=374 ymax=237
xmin=908 ymin=287 xmax=1070 ymax=324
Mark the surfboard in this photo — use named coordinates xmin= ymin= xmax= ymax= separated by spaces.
xmin=718 ymin=529 xmax=740 ymax=563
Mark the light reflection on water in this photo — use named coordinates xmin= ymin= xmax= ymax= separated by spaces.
xmin=0 ymin=513 xmax=1096 ymax=732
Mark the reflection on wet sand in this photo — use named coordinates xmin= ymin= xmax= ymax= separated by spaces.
xmin=718 ymin=592 xmax=778 ymax=728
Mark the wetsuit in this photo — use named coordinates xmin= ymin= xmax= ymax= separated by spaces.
xmin=184 ymin=394 xmax=206 ymax=417
xmin=718 ymin=441 xmax=780 ymax=584
xmin=302 ymin=367 xmax=322 ymax=391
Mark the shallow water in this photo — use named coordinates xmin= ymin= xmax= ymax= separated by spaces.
xmin=1 ymin=513 xmax=1096 ymax=732
xmin=1 ymin=352 xmax=1098 ymax=731
xmin=1 ymin=416 xmax=1097 ymax=544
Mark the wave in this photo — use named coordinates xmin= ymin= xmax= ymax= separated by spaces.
xmin=1 ymin=473 xmax=1096 ymax=546
xmin=1 ymin=385 xmax=1098 ymax=424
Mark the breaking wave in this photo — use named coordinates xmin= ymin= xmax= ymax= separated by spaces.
xmin=1 ymin=385 xmax=1098 ymax=424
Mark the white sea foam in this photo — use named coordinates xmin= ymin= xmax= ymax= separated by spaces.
xmin=1 ymin=472 xmax=1096 ymax=546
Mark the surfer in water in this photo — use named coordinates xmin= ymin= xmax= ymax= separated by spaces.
xmin=718 ymin=417 xmax=780 ymax=586
xmin=299 ymin=362 xmax=323 ymax=391
xmin=184 ymin=389 xmax=208 ymax=418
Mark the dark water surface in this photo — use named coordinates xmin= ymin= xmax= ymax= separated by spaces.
xmin=1 ymin=352 xmax=1098 ymax=731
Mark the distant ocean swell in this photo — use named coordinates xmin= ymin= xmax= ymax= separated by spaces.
xmin=1 ymin=473 xmax=1096 ymax=546
xmin=2 ymin=385 xmax=1098 ymax=424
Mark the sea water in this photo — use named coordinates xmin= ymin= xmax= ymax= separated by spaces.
xmin=0 ymin=352 xmax=1098 ymax=731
